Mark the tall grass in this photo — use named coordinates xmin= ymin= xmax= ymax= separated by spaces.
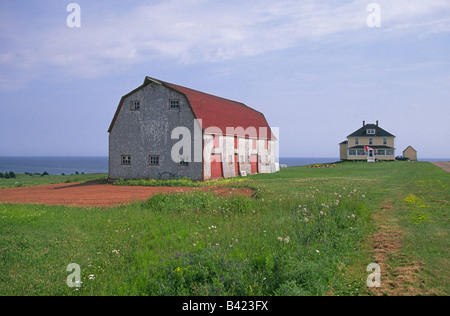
xmin=0 ymin=182 xmax=369 ymax=296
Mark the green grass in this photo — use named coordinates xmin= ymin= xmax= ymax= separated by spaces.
xmin=0 ymin=173 xmax=107 ymax=189
xmin=0 ymin=161 xmax=448 ymax=296
xmin=113 ymin=176 xmax=250 ymax=188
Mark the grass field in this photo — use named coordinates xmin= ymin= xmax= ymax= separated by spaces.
xmin=0 ymin=161 xmax=448 ymax=296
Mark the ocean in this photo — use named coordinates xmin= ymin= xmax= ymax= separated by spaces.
xmin=0 ymin=156 xmax=448 ymax=175
xmin=0 ymin=156 xmax=108 ymax=175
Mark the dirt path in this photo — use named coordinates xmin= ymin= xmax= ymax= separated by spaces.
xmin=431 ymin=161 xmax=450 ymax=173
xmin=0 ymin=182 xmax=255 ymax=208
xmin=369 ymin=203 xmax=434 ymax=296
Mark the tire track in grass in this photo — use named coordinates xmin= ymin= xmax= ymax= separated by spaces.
xmin=369 ymin=203 xmax=434 ymax=296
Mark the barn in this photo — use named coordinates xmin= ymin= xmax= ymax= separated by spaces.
xmin=108 ymin=76 xmax=278 ymax=181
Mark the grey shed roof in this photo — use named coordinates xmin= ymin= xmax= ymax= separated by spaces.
xmin=347 ymin=124 xmax=395 ymax=138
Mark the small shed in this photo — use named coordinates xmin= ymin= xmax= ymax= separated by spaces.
xmin=403 ymin=146 xmax=417 ymax=161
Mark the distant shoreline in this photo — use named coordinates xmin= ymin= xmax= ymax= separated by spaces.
xmin=0 ymin=156 xmax=449 ymax=175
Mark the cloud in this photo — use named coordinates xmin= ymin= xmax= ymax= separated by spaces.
xmin=0 ymin=0 xmax=449 ymax=83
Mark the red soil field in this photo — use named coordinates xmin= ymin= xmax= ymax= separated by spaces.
xmin=0 ymin=181 xmax=254 ymax=208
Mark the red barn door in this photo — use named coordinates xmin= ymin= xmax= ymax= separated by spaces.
xmin=250 ymin=154 xmax=258 ymax=174
xmin=211 ymin=154 xmax=223 ymax=179
xmin=234 ymin=154 xmax=239 ymax=176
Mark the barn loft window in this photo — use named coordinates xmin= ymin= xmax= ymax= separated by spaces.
xmin=121 ymin=155 xmax=131 ymax=165
xmin=149 ymin=155 xmax=160 ymax=166
xmin=169 ymin=99 xmax=180 ymax=110
xmin=130 ymin=100 xmax=140 ymax=111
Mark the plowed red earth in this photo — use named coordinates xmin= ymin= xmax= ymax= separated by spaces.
xmin=0 ymin=182 xmax=255 ymax=208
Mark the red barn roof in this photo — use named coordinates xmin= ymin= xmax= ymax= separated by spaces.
xmin=108 ymin=76 xmax=276 ymax=140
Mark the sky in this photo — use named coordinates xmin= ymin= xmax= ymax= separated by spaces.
xmin=0 ymin=0 xmax=449 ymax=158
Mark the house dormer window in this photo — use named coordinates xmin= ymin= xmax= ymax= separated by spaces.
xmin=366 ymin=129 xmax=375 ymax=135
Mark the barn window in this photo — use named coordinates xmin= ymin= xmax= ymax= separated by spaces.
xmin=149 ymin=155 xmax=160 ymax=166
xmin=234 ymin=136 xmax=239 ymax=149
xmin=252 ymin=139 xmax=257 ymax=150
xmin=179 ymin=157 xmax=189 ymax=166
xmin=121 ymin=155 xmax=131 ymax=165
xmin=169 ymin=99 xmax=180 ymax=110
xmin=130 ymin=100 xmax=140 ymax=111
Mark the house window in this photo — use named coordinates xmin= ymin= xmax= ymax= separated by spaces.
xmin=179 ymin=157 xmax=189 ymax=166
xmin=130 ymin=100 xmax=140 ymax=111
xmin=121 ymin=155 xmax=131 ymax=165
xmin=383 ymin=138 xmax=387 ymax=145
xmin=386 ymin=150 xmax=394 ymax=156
xmin=357 ymin=150 xmax=365 ymax=156
xmin=169 ymin=99 xmax=180 ymax=110
xmin=369 ymin=138 xmax=373 ymax=145
xmin=355 ymin=138 xmax=359 ymax=145
xmin=377 ymin=150 xmax=386 ymax=156
xmin=367 ymin=129 xmax=375 ymax=135
xmin=149 ymin=155 xmax=160 ymax=166
xmin=349 ymin=150 xmax=357 ymax=156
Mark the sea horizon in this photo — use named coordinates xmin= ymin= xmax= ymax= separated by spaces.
xmin=0 ymin=155 xmax=449 ymax=175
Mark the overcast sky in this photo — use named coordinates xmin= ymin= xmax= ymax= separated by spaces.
xmin=1 ymin=0 xmax=449 ymax=158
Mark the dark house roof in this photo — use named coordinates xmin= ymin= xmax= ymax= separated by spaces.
xmin=108 ymin=76 xmax=275 ymax=140
xmin=347 ymin=124 xmax=395 ymax=138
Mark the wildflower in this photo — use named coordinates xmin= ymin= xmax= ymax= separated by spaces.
xmin=278 ymin=237 xmax=283 ymax=242
xmin=88 ymin=274 xmax=95 ymax=280
xmin=320 ymin=211 xmax=324 ymax=215
xmin=284 ymin=236 xmax=290 ymax=243
xmin=304 ymin=217 xmax=309 ymax=223
xmin=362 ymin=194 xmax=365 ymax=198
xmin=316 ymin=250 xmax=320 ymax=253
